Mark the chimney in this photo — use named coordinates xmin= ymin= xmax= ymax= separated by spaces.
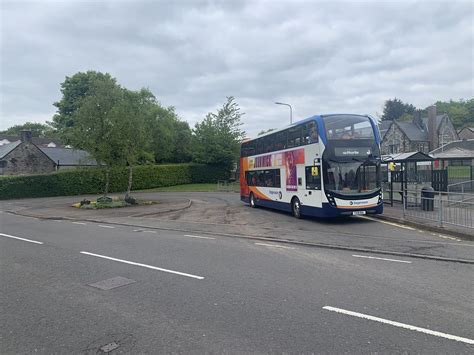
xmin=427 ymin=106 xmax=437 ymax=151
xmin=20 ymin=130 xmax=32 ymax=143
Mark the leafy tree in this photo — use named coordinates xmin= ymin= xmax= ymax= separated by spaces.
xmin=146 ymin=104 xmax=193 ymax=163
xmin=434 ymin=98 xmax=474 ymax=129
xmin=0 ymin=122 xmax=57 ymax=138
xmin=63 ymin=78 xmax=125 ymax=195
xmin=52 ymin=71 xmax=117 ymax=140
xmin=192 ymin=97 xmax=246 ymax=171
xmin=112 ymin=88 xmax=154 ymax=199
xmin=381 ymin=98 xmax=416 ymax=121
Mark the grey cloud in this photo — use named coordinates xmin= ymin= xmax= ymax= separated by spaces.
xmin=1 ymin=0 xmax=472 ymax=137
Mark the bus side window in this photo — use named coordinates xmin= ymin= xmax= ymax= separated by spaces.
xmin=275 ymin=169 xmax=281 ymax=188
xmin=304 ymin=122 xmax=318 ymax=144
xmin=264 ymin=170 xmax=273 ymax=187
xmin=305 ymin=166 xmax=321 ymax=190
xmin=287 ymin=126 xmax=301 ymax=148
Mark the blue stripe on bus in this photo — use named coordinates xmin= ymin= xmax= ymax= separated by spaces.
xmin=241 ymin=196 xmax=383 ymax=217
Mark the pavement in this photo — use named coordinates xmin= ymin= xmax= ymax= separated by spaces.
xmin=379 ymin=202 xmax=473 ymax=241
xmin=1 ymin=192 xmax=474 ymax=353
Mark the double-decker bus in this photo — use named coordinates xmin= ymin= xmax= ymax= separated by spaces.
xmin=240 ymin=114 xmax=383 ymax=218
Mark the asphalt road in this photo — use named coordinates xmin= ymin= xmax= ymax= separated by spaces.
xmin=1 ymin=194 xmax=473 ymax=353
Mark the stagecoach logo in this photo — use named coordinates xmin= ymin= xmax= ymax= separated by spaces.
xmin=350 ymin=200 xmax=368 ymax=206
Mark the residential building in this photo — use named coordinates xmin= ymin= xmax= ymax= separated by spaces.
xmin=458 ymin=127 xmax=474 ymax=140
xmin=0 ymin=131 xmax=96 ymax=175
xmin=381 ymin=106 xmax=458 ymax=155
xmin=0 ymin=134 xmax=64 ymax=147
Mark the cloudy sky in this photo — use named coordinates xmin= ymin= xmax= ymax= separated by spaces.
xmin=1 ymin=0 xmax=473 ymax=137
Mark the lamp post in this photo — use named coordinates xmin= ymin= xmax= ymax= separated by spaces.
xmin=275 ymin=102 xmax=292 ymax=124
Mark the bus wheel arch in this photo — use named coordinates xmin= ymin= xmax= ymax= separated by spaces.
xmin=291 ymin=196 xmax=302 ymax=219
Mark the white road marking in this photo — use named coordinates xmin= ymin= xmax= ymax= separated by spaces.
xmin=183 ymin=234 xmax=215 ymax=240
xmin=322 ymin=306 xmax=474 ymax=345
xmin=0 ymin=232 xmax=43 ymax=245
xmin=72 ymin=222 xmax=87 ymax=225
xmin=98 ymin=225 xmax=115 ymax=229
xmin=80 ymin=251 xmax=204 ymax=280
xmin=255 ymin=242 xmax=296 ymax=250
xmin=352 ymin=254 xmax=412 ymax=263
xmin=142 ymin=230 xmax=157 ymax=234
xmin=431 ymin=233 xmax=461 ymax=241
xmin=359 ymin=216 xmax=415 ymax=230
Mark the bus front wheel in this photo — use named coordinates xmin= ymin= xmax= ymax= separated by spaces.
xmin=249 ymin=193 xmax=256 ymax=208
xmin=292 ymin=197 xmax=302 ymax=219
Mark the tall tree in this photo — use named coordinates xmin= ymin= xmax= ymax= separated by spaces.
xmin=112 ymin=88 xmax=154 ymax=200
xmin=192 ymin=96 xmax=245 ymax=171
xmin=381 ymin=98 xmax=416 ymax=121
xmin=146 ymin=105 xmax=193 ymax=163
xmin=63 ymin=78 xmax=125 ymax=195
xmin=52 ymin=71 xmax=117 ymax=140
xmin=434 ymin=98 xmax=474 ymax=129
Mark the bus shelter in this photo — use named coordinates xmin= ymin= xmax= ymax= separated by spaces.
xmin=381 ymin=151 xmax=434 ymax=206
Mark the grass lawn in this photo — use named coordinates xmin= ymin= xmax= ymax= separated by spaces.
xmin=137 ymin=183 xmax=239 ymax=193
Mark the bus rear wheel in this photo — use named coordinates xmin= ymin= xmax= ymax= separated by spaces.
xmin=249 ymin=193 xmax=256 ymax=208
xmin=292 ymin=197 xmax=302 ymax=219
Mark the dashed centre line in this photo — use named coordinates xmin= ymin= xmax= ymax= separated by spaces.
xmin=98 ymin=225 xmax=115 ymax=229
xmin=0 ymin=232 xmax=43 ymax=245
xmin=255 ymin=242 xmax=296 ymax=250
xmin=80 ymin=251 xmax=204 ymax=280
xmin=352 ymin=254 xmax=412 ymax=264
xmin=323 ymin=306 xmax=474 ymax=344
xmin=72 ymin=222 xmax=87 ymax=225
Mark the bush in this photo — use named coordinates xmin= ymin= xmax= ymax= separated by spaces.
xmin=0 ymin=163 xmax=230 ymax=200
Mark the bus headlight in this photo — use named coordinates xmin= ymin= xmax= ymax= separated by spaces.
xmin=327 ymin=195 xmax=337 ymax=207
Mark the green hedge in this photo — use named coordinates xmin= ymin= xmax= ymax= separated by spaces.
xmin=0 ymin=163 xmax=230 ymax=200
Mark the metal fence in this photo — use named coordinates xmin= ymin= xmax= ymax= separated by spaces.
xmin=402 ymin=189 xmax=474 ymax=231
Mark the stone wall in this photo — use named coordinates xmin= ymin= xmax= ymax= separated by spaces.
xmin=381 ymin=123 xmax=410 ymax=155
xmin=438 ymin=117 xmax=458 ymax=147
xmin=0 ymin=142 xmax=56 ymax=175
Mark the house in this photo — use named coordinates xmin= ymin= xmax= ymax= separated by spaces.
xmin=458 ymin=127 xmax=474 ymax=140
xmin=0 ymin=131 xmax=97 ymax=175
xmin=0 ymin=134 xmax=64 ymax=148
xmin=381 ymin=106 xmax=458 ymax=155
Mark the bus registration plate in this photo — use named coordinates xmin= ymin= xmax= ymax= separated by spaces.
xmin=352 ymin=211 xmax=366 ymax=215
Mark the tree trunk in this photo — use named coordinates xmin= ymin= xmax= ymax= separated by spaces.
xmin=125 ymin=166 xmax=133 ymax=200
xmin=103 ymin=168 xmax=110 ymax=197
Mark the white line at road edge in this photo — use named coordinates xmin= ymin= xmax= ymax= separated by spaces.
xmin=183 ymin=234 xmax=215 ymax=240
xmin=323 ymin=306 xmax=474 ymax=345
xmin=359 ymin=216 xmax=415 ymax=230
xmin=255 ymin=242 xmax=295 ymax=250
xmin=0 ymin=232 xmax=43 ymax=245
xmin=80 ymin=251 xmax=204 ymax=280
xmin=352 ymin=254 xmax=412 ymax=264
